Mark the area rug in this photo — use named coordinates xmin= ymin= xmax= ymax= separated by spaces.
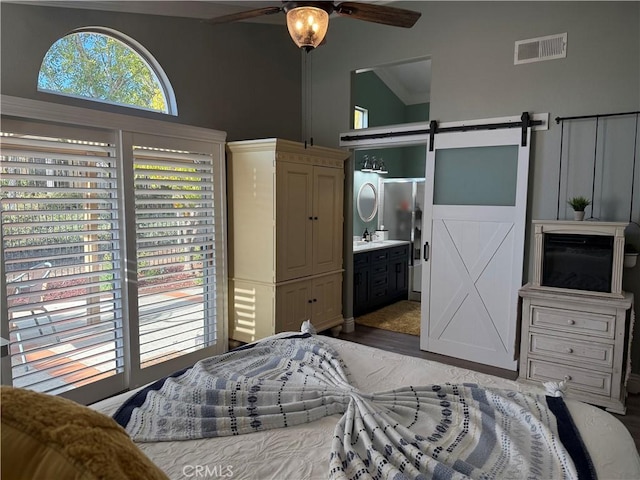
xmin=355 ymin=300 xmax=420 ymax=336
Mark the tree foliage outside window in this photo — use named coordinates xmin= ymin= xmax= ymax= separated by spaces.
xmin=38 ymin=31 xmax=171 ymax=114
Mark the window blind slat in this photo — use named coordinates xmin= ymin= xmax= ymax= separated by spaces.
xmin=5 ymin=240 xmax=116 ymax=258
xmin=2 ymin=137 xmax=116 ymax=154
xmin=132 ymin=150 xmax=213 ymax=163
xmin=2 ymin=154 xmax=116 ymax=170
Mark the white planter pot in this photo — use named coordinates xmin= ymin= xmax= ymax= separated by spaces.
xmin=573 ymin=211 xmax=585 ymax=221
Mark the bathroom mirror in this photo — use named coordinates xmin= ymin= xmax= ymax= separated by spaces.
xmin=357 ymin=182 xmax=378 ymax=222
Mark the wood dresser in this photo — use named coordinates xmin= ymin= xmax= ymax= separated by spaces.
xmin=518 ymin=284 xmax=634 ymax=414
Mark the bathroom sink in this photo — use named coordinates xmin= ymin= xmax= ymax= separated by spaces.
xmin=354 ymin=240 xmax=387 ymax=248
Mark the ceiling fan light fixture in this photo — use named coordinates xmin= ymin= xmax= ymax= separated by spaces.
xmin=285 ymin=4 xmax=330 ymax=51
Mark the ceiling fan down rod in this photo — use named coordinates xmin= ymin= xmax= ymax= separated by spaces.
xmin=283 ymin=2 xmax=336 ymax=15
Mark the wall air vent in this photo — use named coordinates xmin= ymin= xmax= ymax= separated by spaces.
xmin=514 ymin=33 xmax=567 ymax=65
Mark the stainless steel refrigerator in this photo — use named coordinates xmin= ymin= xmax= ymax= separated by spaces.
xmin=377 ymin=178 xmax=425 ymax=301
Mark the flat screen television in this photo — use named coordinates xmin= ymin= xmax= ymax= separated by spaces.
xmin=531 ymin=220 xmax=627 ymax=298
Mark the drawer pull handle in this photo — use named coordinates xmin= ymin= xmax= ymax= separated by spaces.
xmin=566 ymin=348 xmax=574 ymax=354
xmin=567 ymin=319 xmax=575 ymax=325
xmin=564 ymin=375 xmax=572 ymax=382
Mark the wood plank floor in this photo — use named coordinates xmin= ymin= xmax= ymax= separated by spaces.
xmin=336 ymin=324 xmax=640 ymax=453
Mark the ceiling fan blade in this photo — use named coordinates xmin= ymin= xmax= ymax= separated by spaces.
xmin=205 ymin=6 xmax=283 ymax=25
xmin=335 ymin=2 xmax=421 ymax=28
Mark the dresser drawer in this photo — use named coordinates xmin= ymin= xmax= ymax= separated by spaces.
xmin=528 ymin=332 xmax=614 ymax=368
xmin=371 ymin=262 xmax=389 ymax=275
xmin=389 ymin=245 xmax=409 ymax=260
xmin=371 ymin=250 xmax=389 ymax=264
xmin=530 ymin=305 xmax=615 ymax=339
xmin=371 ymin=274 xmax=388 ymax=289
xmin=371 ymin=284 xmax=388 ymax=301
xmin=527 ymin=359 xmax=612 ymax=397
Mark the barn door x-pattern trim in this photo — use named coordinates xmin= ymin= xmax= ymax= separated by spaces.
xmin=429 ymin=219 xmax=514 ymax=354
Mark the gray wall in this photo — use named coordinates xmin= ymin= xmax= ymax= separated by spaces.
xmin=0 ymin=2 xmax=302 ymax=142
xmin=310 ymin=1 xmax=639 ymax=147
xmin=309 ymin=1 xmax=640 ymax=369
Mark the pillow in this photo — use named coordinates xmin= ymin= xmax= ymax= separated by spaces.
xmin=1 ymin=386 xmax=168 ymax=480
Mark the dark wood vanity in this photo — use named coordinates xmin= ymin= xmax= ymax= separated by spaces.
xmin=353 ymin=242 xmax=410 ymax=317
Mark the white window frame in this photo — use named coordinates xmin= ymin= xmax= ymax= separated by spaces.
xmin=354 ymin=106 xmax=369 ymax=130
xmin=0 ymin=95 xmax=227 ymax=404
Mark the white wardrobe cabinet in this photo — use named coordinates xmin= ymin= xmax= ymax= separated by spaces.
xmin=227 ymin=138 xmax=349 ymax=343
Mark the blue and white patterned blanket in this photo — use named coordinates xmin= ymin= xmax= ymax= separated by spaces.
xmin=113 ymin=333 xmax=596 ymax=480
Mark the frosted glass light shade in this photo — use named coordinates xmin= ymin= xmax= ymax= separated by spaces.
xmin=286 ymin=6 xmax=329 ymax=51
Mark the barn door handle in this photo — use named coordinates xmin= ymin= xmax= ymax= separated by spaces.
xmin=423 ymin=242 xmax=430 ymax=261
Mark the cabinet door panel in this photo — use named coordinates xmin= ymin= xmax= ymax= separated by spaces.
xmin=312 ymin=273 xmax=343 ymax=329
xmin=276 ymin=280 xmax=312 ymax=333
xmin=353 ymin=267 xmax=370 ymax=316
xmin=389 ymin=245 xmax=409 ymax=296
xmin=313 ymin=166 xmax=344 ymax=275
xmin=277 ymin=162 xmax=314 ymax=281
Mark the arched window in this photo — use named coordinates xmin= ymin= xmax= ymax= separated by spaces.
xmin=38 ymin=27 xmax=177 ymax=115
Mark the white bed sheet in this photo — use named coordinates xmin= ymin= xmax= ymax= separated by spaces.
xmin=92 ymin=336 xmax=640 ymax=480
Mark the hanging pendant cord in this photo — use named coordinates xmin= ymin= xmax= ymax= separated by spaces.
xmin=590 ymin=117 xmax=599 ymax=220
xmin=304 ymin=50 xmax=313 ymax=147
xmin=302 ymin=51 xmax=308 ymax=146
xmin=557 ymin=120 xmax=565 ymax=220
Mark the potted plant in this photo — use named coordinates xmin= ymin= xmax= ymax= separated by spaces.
xmin=567 ymin=196 xmax=591 ymax=221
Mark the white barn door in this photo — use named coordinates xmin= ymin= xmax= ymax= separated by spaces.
xmin=420 ymin=128 xmax=530 ymax=370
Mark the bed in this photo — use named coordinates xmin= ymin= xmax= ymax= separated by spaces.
xmin=91 ymin=332 xmax=640 ymax=480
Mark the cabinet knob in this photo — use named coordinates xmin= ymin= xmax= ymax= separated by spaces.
xmin=564 ymin=375 xmax=572 ymax=382
xmin=566 ymin=348 xmax=574 ymax=354
xmin=313 ymin=298 xmax=317 ymax=302
xmin=314 ymin=216 xmax=318 ymax=220
xmin=308 ymin=216 xmax=313 ymax=220
xmin=567 ymin=319 xmax=575 ymax=325
xmin=308 ymin=299 xmax=313 ymax=303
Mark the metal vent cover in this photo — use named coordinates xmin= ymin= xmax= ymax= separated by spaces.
xmin=514 ymin=33 xmax=567 ymax=65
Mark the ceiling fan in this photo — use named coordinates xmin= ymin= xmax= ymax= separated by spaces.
xmin=206 ymin=1 xmax=422 ymax=51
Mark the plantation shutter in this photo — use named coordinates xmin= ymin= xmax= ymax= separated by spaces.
xmin=127 ymin=133 xmax=222 ymax=386
xmin=1 ymin=120 xmax=126 ymax=401
xmin=1 ymin=102 xmax=228 ymax=405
